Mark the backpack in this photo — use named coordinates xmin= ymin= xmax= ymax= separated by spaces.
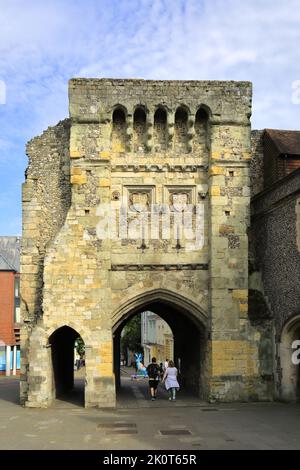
xmin=147 ymin=363 xmax=160 ymax=379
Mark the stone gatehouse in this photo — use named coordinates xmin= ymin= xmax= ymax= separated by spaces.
xmin=20 ymin=79 xmax=275 ymax=408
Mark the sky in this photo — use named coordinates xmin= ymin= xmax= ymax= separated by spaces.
xmin=0 ymin=0 xmax=299 ymax=235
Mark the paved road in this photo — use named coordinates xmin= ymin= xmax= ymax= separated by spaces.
xmin=0 ymin=374 xmax=300 ymax=450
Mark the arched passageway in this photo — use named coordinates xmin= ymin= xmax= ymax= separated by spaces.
xmin=49 ymin=326 xmax=85 ymax=406
xmin=113 ymin=295 xmax=208 ymax=401
xmin=280 ymin=316 xmax=300 ymax=401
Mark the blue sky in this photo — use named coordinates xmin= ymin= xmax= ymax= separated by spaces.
xmin=0 ymin=0 xmax=299 ymax=235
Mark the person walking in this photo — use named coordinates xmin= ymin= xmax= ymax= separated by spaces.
xmin=146 ymin=357 xmax=160 ymax=401
xmin=164 ymin=358 xmax=169 ymax=371
xmin=162 ymin=360 xmax=179 ymax=401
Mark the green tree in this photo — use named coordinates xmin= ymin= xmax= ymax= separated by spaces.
xmin=121 ymin=315 xmax=143 ymax=360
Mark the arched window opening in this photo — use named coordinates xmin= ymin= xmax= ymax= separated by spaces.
xmin=195 ymin=108 xmax=208 ymax=127
xmin=112 ymin=107 xmax=127 ymax=152
xmin=154 ymin=108 xmax=168 ymax=151
xmin=174 ymin=107 xmax=188 ymax=153
xmin=133 ymin=107 xmax=147 ymax=152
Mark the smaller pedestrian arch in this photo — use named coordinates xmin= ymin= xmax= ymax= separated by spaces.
xmin=279 ymin=314 xmax=300 ymax=401
xmin=49 ymin=325 xmax=85 ymax=405
xmin=112 ymin=289 xmax=209 ymax=400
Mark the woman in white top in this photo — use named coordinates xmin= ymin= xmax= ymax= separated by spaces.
xmin=162 ymin=360 xmax=180 ymax=401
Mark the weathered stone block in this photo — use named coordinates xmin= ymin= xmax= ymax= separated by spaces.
xmin=71 ymin=174 xmax=87 ymax=185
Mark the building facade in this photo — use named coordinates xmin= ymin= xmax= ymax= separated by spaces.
xmin=21 ymin=78 xmax=296 ymax=408
xmin=250 ymin=129 xmax=300 ymax=401
xmin=141 ymin=311 xmax=174 ymax=365
xmin=0 ymin=237 xmax=21 ymax=375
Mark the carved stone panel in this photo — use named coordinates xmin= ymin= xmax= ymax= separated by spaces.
xmin=124 ymin=186 xmax=155 ymax=212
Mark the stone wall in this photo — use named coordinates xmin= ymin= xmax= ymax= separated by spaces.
xmin=20 ymin=119 xmax=71 ymax=405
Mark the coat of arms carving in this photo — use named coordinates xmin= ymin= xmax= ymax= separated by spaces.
xmin=129 ymin=192 xmax=150 ymax=212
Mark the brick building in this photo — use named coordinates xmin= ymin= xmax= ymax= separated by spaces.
xmin=0 ymin=237 xmax=21 ymax=375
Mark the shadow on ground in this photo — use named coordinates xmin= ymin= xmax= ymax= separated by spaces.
xmin=0 ymin=377 xmax=20 ymax=405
